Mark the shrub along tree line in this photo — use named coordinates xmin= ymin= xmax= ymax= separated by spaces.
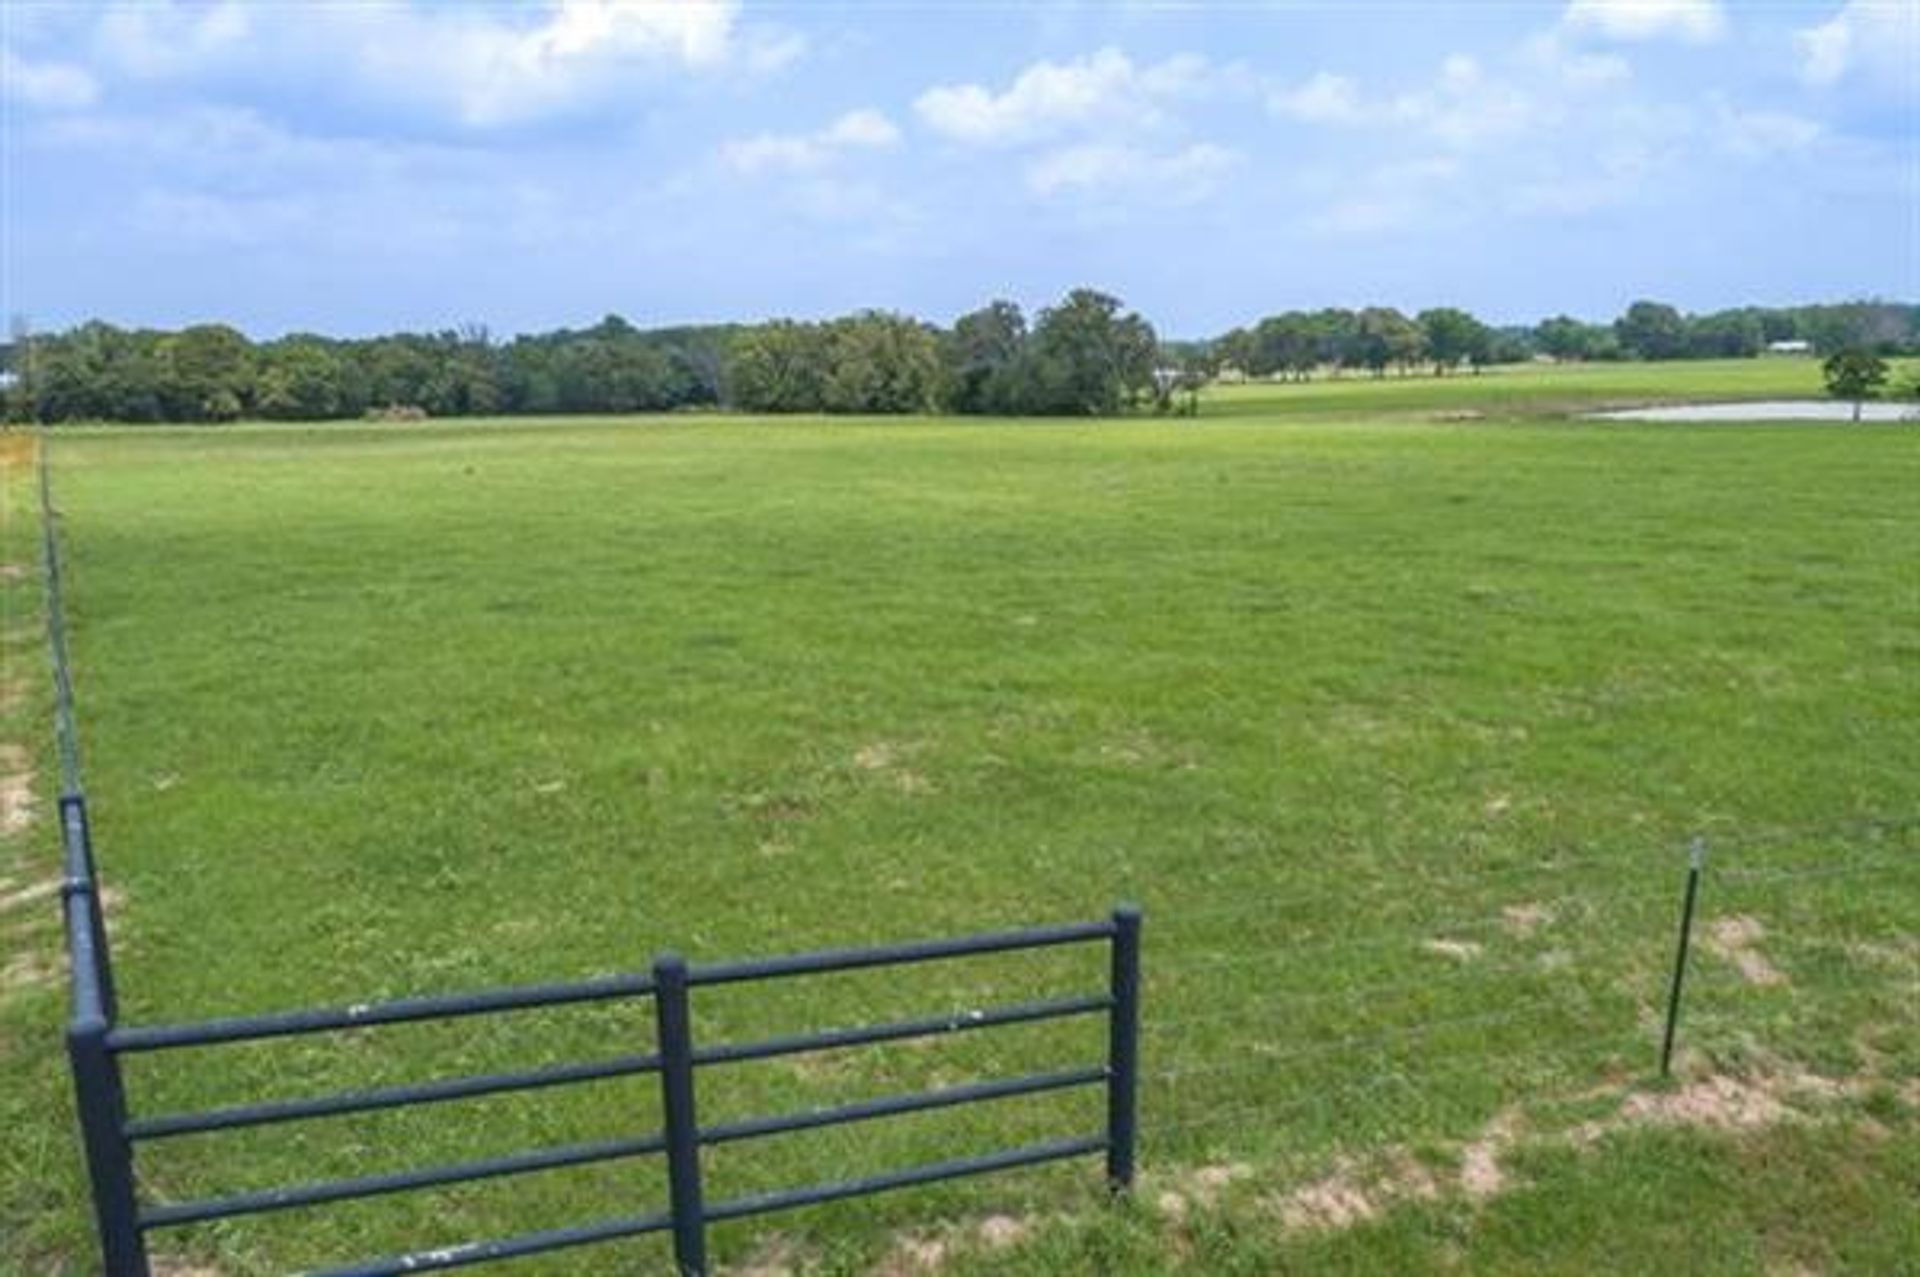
xmin=4 ymin=295 xmax=1914 ymax=424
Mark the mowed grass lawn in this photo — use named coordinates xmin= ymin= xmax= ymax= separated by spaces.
xmin=2 ymin=363 xmax=1916 ymax=1274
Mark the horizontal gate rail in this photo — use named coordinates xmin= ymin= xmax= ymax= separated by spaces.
xmin=109 ymin=971 xmax=657 ymax=1053
xmin=701 ymin=1135 xmax=1110 ymax=1226
xmin=138 ymin=1133 xmax=670 ymax=1230
xmin=692 ymin=991 xmax=1113 ymax=1066
xmin=123 ymin=1050 xmax=666 ymax=1140
xmin=698 ymin=1066 xmax=1109 ymax=1147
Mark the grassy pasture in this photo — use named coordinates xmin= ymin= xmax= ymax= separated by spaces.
xmin=1 ymin=365 xmax=1916 ymax=1273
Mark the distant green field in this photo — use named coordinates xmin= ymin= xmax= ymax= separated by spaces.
xmin=2 ymin=363 xmax=1915 ymax=1274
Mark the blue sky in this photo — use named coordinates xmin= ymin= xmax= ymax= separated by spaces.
xmin=2 ymin=1 xmax=1914 ymax=338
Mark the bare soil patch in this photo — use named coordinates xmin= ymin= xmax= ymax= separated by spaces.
xmin=0 ymin=744 xmax=35 ymax=836
xmin=1704 ymin=914 xmax=1788 ymax=986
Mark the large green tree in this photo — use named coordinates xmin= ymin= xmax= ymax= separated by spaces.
xmin=1025 ymin=289 xmax=1158 ymax=415
xmin=1417 ymin=307 xmax=1490 ymax=375
xmin=1614 ymin=300 xmax=1688 ymax=361
xmin=1822 ymin=349 xmax=1889 ymax=422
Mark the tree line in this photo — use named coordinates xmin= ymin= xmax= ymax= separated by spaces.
xmin=1209 ymin=299 xmax=1919 ymax=380
xmin=1 ymin=289 xmax=1162 ymax=424
xmin=3 ymin=295 xmax=1913 ymax=424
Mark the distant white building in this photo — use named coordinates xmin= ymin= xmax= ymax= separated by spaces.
xmin=1764 ymin=339 xmax=1812 ymax=355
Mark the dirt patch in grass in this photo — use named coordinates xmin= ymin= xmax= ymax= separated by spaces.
xmin=1271 ymin=1150 xmax=1443 ymax=1232
xmin=0 ymin=563 xmax=28 ymax=583
xmin=1704 ymin=914 xmax=1788 ymax=986
xmin=149 ymin=1260 xmax=227 ymax=1277
xmin=0 ymin=745 xmax=35 ymax=836
xmin=1155 ymin=1162 xmax=1254 ymax=1221
xmin=868 ymin=1211 xmax=1035 ymax=1274
xmin=1422 ymin=938 xmax=1483 ymax=961
xmin=1501 ymin=903 xmax=1553 ymax=938
xmin=0 ymin=877 xmax=60 ymax=914
xmin=852 ymin=741 xmax=935 ymax=796
xmin=723 ymin=1236 xmax=810 ymax=1276
xmin=1 ymin=951 xmax=57 ymax=998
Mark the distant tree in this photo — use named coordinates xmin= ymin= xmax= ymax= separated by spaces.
xmin=944 ymin=301 xmax=1029 ymax=413
xmin=1822 ymin=349 xmax=1888 ymax=422
xmin=1212 ymin=327 xmax=1255 ymax=378
xmin=1252 ymin=313 xmax=1319 ymax=381
xmin=255 ymin=337 xmax=353 ymax=419
xmin=1614 ymin=300 xmax=1688 ymax=361
xmin=726 ymin=321 xmax=828 ymax=412
xmin=1312 ymin=308 xmax=1360 ymax=374
xmin=1025 ymin=289 xmax=1157 ymax=415
xmin=1350 ymin=307 xmax=1421 ymax=377
xmin=1684 ymin=309 xmax=1763 ymax=359
xmin=158 ymin=324 xmax=253 ymax=421
xmin=821 ymin=312 xmax=944 ymax=414
xmin=1417 ymin=307 xmax=1489 ymax=375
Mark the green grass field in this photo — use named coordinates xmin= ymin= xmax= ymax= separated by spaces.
xmin=2 ymin=359 xmax=1916 ymax=1274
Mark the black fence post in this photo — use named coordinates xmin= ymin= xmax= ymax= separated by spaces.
xmin=654 ymin=953 xmax=707 ymax=1276
xmin=1660 ymin=837 xmax=1707 ymax=1078
xmin=1106 ymin=904 xmax=1142 ymax=1193
xmin=68 ymin=1010 xmax=147 ymax=1275
xmin=60 ymin=795 xmax=116 ymax=1020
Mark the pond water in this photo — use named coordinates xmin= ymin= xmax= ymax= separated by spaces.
xmin=1590 ymin=400 xmax=1918 ymax=423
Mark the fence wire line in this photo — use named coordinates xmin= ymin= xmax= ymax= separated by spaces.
xmin=1143 ymin=1028 xmax=1643 ymax=1144
xmin=1149 ymin=989 xmax=1599 ymax=1084
xmin=1148 ymin=850 xmax=1914 ymax=986
xmin=36 ymin=431 xmax=85 ymax=795
xmin=1153 ymin=815 xmax=1920 ymax=934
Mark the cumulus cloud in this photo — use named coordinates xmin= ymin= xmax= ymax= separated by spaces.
xmin=722 ymin=109 xmax=901 ymax=174
xmin=1796 ymin=1 xmax=1920 ymax=93
xmin=915 ymin=47 xmax=1206 ymax=145
xmin=1 ymin=47 xmax=100 ymax=110
xmin=1562 ymin=0 xmax=1726 ymax=44
xmin=1713 ymin=101 xmax=1823 ymax=156
xmin=1270 ymin=54 xmax=1537 ymax=149
xmin=66 ymin=0 xmax=798 ymax=127
xmin=1269 ymin=72 xmax=1366 ymax=123
xmin=1025 ymin=141 xmax=1237 ymax=198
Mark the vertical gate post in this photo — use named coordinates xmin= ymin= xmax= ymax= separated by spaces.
xmin=68 ymin=1009 xmax=147 ymax=1275
xmin=61 ymin=795 xmax=117 ymax=1019
xmin=1106 ymin=904 xmax=1142 ymax=1192
xmin=654 ymin=953 xmax=707 ymax=1276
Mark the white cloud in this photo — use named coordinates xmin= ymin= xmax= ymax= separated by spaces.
xmin=1520 ymin=32 xmax=1635 ymax=87
xmin=1270 ymin=54 xmax=1538 ymax=150
xmin=1563 ymin=0 xmax=1726 ymax=43
xmin=1269 ymin=72 xmax=1366 ymax=123
xmin=1025 ymin=141 xmax=1236 ymax=198
xmin=1 ymin=47 xmax=100 ymax=110
xmin=1305 ymin=156 xmax=1463 ymax=236
xmin=1796 ymin=1 xmax=1920 ymax=93
xmin=1507 ymin=143 xmax=1660 ymax=215
xmin=1714 ymin=102 xmax=1823 ymax=156
xmin=915 ymin=47 xmax=1205 ymax=146
xmin=71 ymin=1 xmax=794 ymax=127
xmin=722 ymin=108 xmax=901 ymax=174
xmin=93 ymin=0 xmax=252 ymax=79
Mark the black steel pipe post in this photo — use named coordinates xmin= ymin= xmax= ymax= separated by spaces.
xmin=1106 ymin=904 xmax=1142 ymax=1193
xmin=654 ymin=954 xmax=707 ymax=1276
xmin=1660 ymin=838 xmax=1707 ymax=1078
xmin=68 ymin=1015 xmax=147 ymax=1275
xmin=60 ymin=795 xmax=116 ymax=1020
